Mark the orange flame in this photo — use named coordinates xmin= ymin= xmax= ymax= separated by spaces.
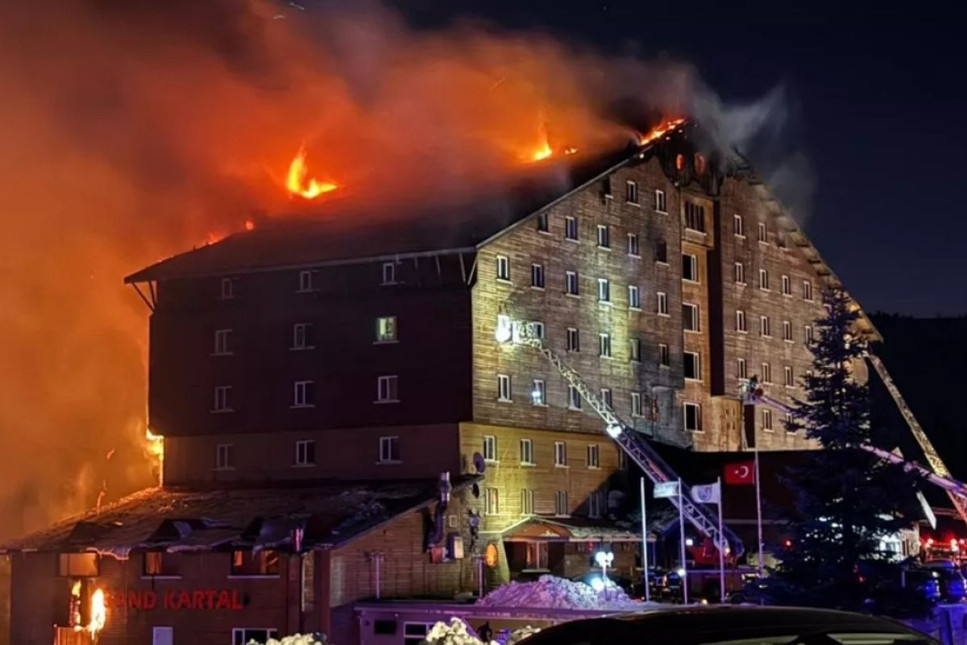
xmin=286 ymin=145 xmax=337 ymax=199
xmin=89 ymin=588 xmax=106 ymax=639
xmin=637 ymin=117 xmax=687 ymax=146
xmin=244 ymin=219 xmax=255 ymax=231
xmin=145 ymin=427 xmax=163 ymax=485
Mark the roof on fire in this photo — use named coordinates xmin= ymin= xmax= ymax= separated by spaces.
xmin=1 ymin=476 xmax=477 ymax=557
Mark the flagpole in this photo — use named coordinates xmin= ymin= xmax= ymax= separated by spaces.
xmin=678 ymin=478 xmax=688 ymax=604
xmin=717 ymin=476 xmax=725 ymax=603
xmin=754 ymin=447 xmax=764 ymax=579
xmin=640 ymin=477 xmax=650 ymax=602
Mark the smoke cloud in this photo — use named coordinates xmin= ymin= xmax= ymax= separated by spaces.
xmin=0 ymin=0 xmax=798 ymax=537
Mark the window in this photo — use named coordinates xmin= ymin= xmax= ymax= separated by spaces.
xmin=657 ymin=292 xmax=669 ymax=315
xmin=805 ymin=324 xmax=814 ymax=345
xmin=598 ymin=333 xmax=612 ymax=358
xmin=761 ymin=362 xmax=772 ymax=384
xmin=655 ymin=189 xmax=667 ymax=213
xmin=375 ymin=316 xmax=397 ymax=343
xmin=564 ymin=216 xmax=579 ymax=241
xmin=757 ymin=222 xmax=767 ymax=243
xmin=760 ymin=315 xmax=771 ymax=337
xmin=566 ymin=327 xmax=580 ymax=352
xmin=597 ymin=278 xmax=611 ymax=303
xmin=58 ymin=553 xmax=98 ymax=577
xmin=631 ymin=392 xmax=642 ymax=417
xmin=213 ymin=329 xmax=232 ymax=355
xmin=554 ymin=441 xmax=568 ymax=466
xmin=531 ymin=263 xmax=545 ymax=289
xmin=530 ymin=321 xmax=545 ymax=339
xmin=587 ymin=444 xmax=600 ymax=469
xmin=600 ymin=177 xmax=612 ymax=198
xmin=627 ymin=233 xmax=640 ymax=257
xmin=381 ymin=262 xmax=397 ymax=285
xmin=783 ymin=320 xmax=793 ymax=341
xmin=531 ymin=379 xmax=546 ymax=406
xmin=684 ymin=202 xmax=706 ymax=232
xmin=737 ymin=358 xmax=747 ymax=380
xmin=759 ymin=268 xmax=770 ymax=291
xmin=294 ymin=440 xmax=316 ymax=466
xmin=373 ymin=375 xmax=399 ymax=403
xmin=378 ymin=436 xmax=400 ymax=463
xmin=684 ymin=352 xmax=701 ymax=380
xmin=485 ymin=488 xmax=499 ymax=515
xmin=565 ymin=270 xmax=579 ymax=295
xmin=496 ymin=255 xmax=510 ymax=281
xmin=588 ymin=491 xmax=605 ymax=519
xmin=292 ymin=379 xmax=315 ymax=411
xmin=212 ymin=385 xmax=232 ymax=413
xmin=655 ymin=240 xmax=668 ymax=263
xmin=785 ymin=413 xmax=796 ymax=433
xmin=682 ymin=254 xmax=698 ymax=281
xmin=762 ymin=409 xmax=774 ymax=431
xmin=781 ymin=274 xmax=791 ymax=295
xmin=554 ymin=490 xmax=569 ymax=516
xmin=683 ymin=303 xmax=699 ymax=331
xmin=659 ymin=343 xmax=670 ymax=367
xmin=402 ymin=624 xmax=436 ymax=645
xmin=143 ymin=552 xmax=177 ymax=577
xmin=736 ymin=310 xmax=748 ymax=333
xmin=520 ymin=438 xmax=534 ymax=465
xmin=292 ymin=323 xmax=314 ymax=350
xmin=536 ymin=211 xmax=549 ymax=232
xmin=597 ymin=225 xmax=611 ymax=248
xmin=521 ymin=489 xmax=535 ymax=515
xmin=803 ymin=280 xmax=814 ymax=301
xmin=684 ymin=402 xmax=702 ymax=432
xmin=496 ymin=374 xmax=512 ymax=402
xmin=600 ymin=388 xmax=613 ymax=408
xmin=233 ymin=629 xmax=279 ymax=645
xmin=215 ymin=443 xmax=234 ymax=470
xmin=567 ymin=385 xmax=582 ymax=410
xmin=629 ymin=338 xmax=641 ymax=362
xmin=626 ymin=181 xmax=638 ymax=204
xmin=483 ymin=435 xmax=497 ymax=462
xmin=297 ymin=270 xmax=315 ymax=293
xmin=784 ymin=366 xmax=795 ymax=388
xmin=734 ymin=262 xmax=745 ymax=285
xmin=219 ymin=277 xmax=236 ymax=300
xmin=628 ymin=285 xmax=641 ymax=309
xmin=734 ymin=213 xmax=745 ymax=237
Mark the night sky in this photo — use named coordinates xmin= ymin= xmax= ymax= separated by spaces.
xmin=392 ymin=0 xmax=967 ymax=317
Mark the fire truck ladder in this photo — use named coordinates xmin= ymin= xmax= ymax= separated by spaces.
xmin=498 ymin=317 xmax=745 ymax=557
xmin=738 ymin=368 xmax=967 ymax=527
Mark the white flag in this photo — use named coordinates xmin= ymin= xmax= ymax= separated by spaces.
xmin=653 ymin=481 xmax=680 ymax=499
xmin=691 ymin=482 xmax=721 ymax=505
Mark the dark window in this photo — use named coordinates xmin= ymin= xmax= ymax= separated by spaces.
xmin=684 ymin=352 xmax=701 ymax=380
xmin=536 ymin=212 xmax=549 ymax=232
xmin=683 ymin=303 xmax=699 ymax=331
xmin=682 ymin=254 xmax=698 ymax=281
xmin=597 ymin=225 xmax=610 ymax=248
xmin=531 ymin=264 xmax=545 ymax=289
xmin=685 ymin=202 xmax=706 ymax=232
xmin=564 ymin=217 xmax=579 ymax=241
xmin=655 ymin=240 xmax=668 ymax=263
xmin=234 ymin=630 xmax=279 ymax=645
xmin=626 ymin=181 xmax=638 ymax=203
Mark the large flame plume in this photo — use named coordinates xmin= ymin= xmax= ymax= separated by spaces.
xmin=69 ymin=582 xmax=107 ymax=639
xmin=286 ymin=145 xmax=338 ymax=199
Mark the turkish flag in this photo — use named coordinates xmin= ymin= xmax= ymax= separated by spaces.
xmin=724 ymin=460 xmax=755 ymax=485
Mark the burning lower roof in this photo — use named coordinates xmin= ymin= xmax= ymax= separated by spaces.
xmin=2 ymin=477 xmax=477 ymax=558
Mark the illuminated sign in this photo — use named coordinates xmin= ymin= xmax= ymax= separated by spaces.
xmin=484 ymin=543 xmax=499 ymax=568
xmin=104 ymin=590 xmax=245 ymax=611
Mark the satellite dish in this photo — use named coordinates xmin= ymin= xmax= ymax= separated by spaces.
xmin=472 ymin=452 xmax=486 ymax=474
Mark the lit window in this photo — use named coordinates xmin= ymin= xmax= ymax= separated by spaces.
xmin=483 ymin=435 xmax=498 ymax=462
xmin=292 ymin=323 xmax=314 ymax=350
xmin=531 ymin=379 xmax=546 ymax=406
xmin=628 ymin=285 xmax=641 ymax=309
xmin=496 ymin=255 xmax=510 ymax=281
xmin=655 ymin=189 xmax=667 ymax=213
xmin=803 ymin=280 xmax=814 ymax=301
xmin=587 ymin=444 xmax=600 ymax=469
xmin=627 ymin=233 xmax=640 ymax=257
xmin=294 ymin=440 xmax=316 ymax=466
xmin=375 ymin=316 xmax=397 ymax=343
xmin=761 ymin=362 xmax=773 ymax=384
xmin=734 ymin=262 xmax=745 ymax=285
xmin=599 ymin=333 xmax=612 ymax=358
xmin=213 ymin=329 xmax=232 ymax=356
xmin=682 ymin=254 xmax=698 ymax=281
xmin=734 ymin=214 xmax=745 ymax=237
xmin=737 ymin=358 xmax=747 ymax=380
xmin=377 ymin=375 xmax=399 ymax=403
xmin=497 ymin=374 xmax=512 ymax=402
xmin=536 ymin=212 xmax=549 ymax=232
xmin=762 ymin=409 xmax=774 ymax=431
xmin=757 ymin=222 xmax=767 ymax=244
xmin=378 ymin=436 xmax=400 ymax=463
xmin=659 ymin=344 xmax=670 ymax=367
xmin=657 ymin=292 xmax=669 ymax=316
xmin=554 ymin=490 xmax=569 ymax=516
xmin=297 ymin=270 xmax=315 ymax=293
xmin=219 ymin=277 xmax=236 ymax=300
xmin=684 ymin=402 xmax=702 ymax=432
xmin=215 ymin=443 xmax=234 ymax=470
xmin=694 ymin=154 xmax=707 ymax=174
xmin=565 ymin=271 xmax=579 ymax=296
xmin=567 ymin=385 xmax=582 ymax=410
xmin=683 ymin=303 xmax=700 ymax=331
xmin=485 ymin=488 xmax=499 ymax=515
xmin=781 ymin=274 xmax=791 ymax=295
xmin=735 ymin=310 xmax=747 ymax=333
xmin=58 ymin=553 xmax=98 ymax=577
xmin=629 ymin=338 xmax=641 ymax=362
xmin=759 ymin=269 xmax=770 ymax=291
xmin=685 ymin=202 xmax=705 ymax=232
xmin=521 ymin=489 xmax=535 ymax=515
xmin=626 ymin=181 xmax=638 ymax=204
xmin=564 ymin=216 xmax=579 ymax=241
xmin=212 ymin=385 xmax=232 ymax=413
xmin=554 ymin=441 xmax=568 ymax=466
xmin=600 ymin=388 xmax=613 ymax=408
xmin=760 ymin=316 xmax=771 ymax=337
xmin=597 ymin=225 xmax=611 ymax=249
xmin=231 ymin=551 xmax=280 ymax=576
xmin=381 ymin=262 xmax=397 ymax=285
xmin=784 ymin=366 xmax=795 ymax=387
xmin=598 ymin=278 xmax=611 ymax=303
xmin=566 ymin=327 xmax=580 ymax=352
xmin=783 ymin=320 xmax=793 ymax=341
xmin=520 ymin=439 xmax=534 ymax=465
xmin=293 ymin=380 xmax=315 ymax=408
xmin=684 ymin=352 xmax=701 ymax=380
xmin=631 ymin=392 xmax=642 ymax=417
xmin=531 ymin=263 xmax=545 ymax=289
xmin=655 ymin=240 xmax=668 ymax=263
xmin=143 ymin=551 xmax=170 ymax=577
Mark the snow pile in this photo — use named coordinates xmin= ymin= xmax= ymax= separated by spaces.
xmin=248 ymin=634 xmax=326 ymax=645
xmin=477 ymin=575 xmax=640 ymax=610
xmin=423 ymin=618 xmax=540 ymax=645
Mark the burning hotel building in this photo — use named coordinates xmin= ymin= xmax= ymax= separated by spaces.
xmin=3 ymin=122 xmax=879 ymax=645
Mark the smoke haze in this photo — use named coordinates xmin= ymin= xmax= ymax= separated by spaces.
xmin=0 ymin=0 xmax=800 ymax=536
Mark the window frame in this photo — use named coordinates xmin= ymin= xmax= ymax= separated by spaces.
xmin=631 ymin=391 xmax=643 ymax=417
xmin=554 ymin=441 xmax=568 ymax=467
xmin=566 ymin=327 xmax=580 ymax=352
xmin=496 ymin=374 xmax=512 ymax=402
xmin=213 ymin=328 xmax=233 ymax=356
xmin=757 ymin=222 xmax=768 ymax=244
xmin=378 ymin=436 xmax=401 ymax=463
xmin=536 ymin=211 xmax=549 ymax=233
xmin=683 ymin=302 xmax=700 ymax=332
xmin=292 ymin=380 xmax=315 ymax=408
xmin=381 ymin=262 xmax=397 ymax=286
xmin=596 ymin=224 xmax=611 ymax=249
xmin=567 ymin=384 xmax=582 ymax=410
xmin=760 ymin=315 xmax=771 ymax=338
xmin=734 ymin=262 xmax=746 ymax=285
xmin=683 ymin=402 xmax=703 ymax=432
xmin=215 ymin=443 xmax=234 ymax=470
xmin=783 ymin=320 xmax=793 ymax=342
xmin=521 ymin=489 xmax=535 ymax=516
xmin=564 ymin=216 xmax=579 ymax=241
xmin=627 ymin=233 xmax=640 ymax=257
xmin=682 ymin=253 xmax=699 ymax=282
xmin=520 ymin=438 xmax=535 ymax=465
xmin=628 ymin=285 xmax=641 ymax=310
xmin=629 ymin=338 xmax=641 ymax=362
xmin=781 ymin=274 xmax=792 ymax=296
xmin=292 ymin=322 xmax=315 ymax=350
xmin=784 ymin=365 xmax=795 ymax=388
xmin=657 ymin=291 xmax=669 ymax=316
xmin=626 ymin=181 xmax=639 ymax=204
xmin=762 ymin=409 xmax=774 ymax=432
xmin=531 ymin=263 xmax=545 ymax=289
xmin=294 ymin=440 xmax=316 ymax=467
xmin=759 ymin=268 xmax=770 ymax=291
xmin=565 ymin=270 xmax=579 ymax=296
xmin=737 ymin=358 xmax=748 ymax=380
xmin=586 ymin=444 xmax=600 ymax=469
xmin=803 ymin=280 xmax=814 ymax=301
xmin=375 ymin=316 xmax=398 ymax=343
xmin=654 ymin=189 xmax=667 ymax=213
xmin=297 ymin=270 xmax=316 ymax=293
xmin=484 ymin=487 xmax=499 ymax=516
xmin=495 ymin=255 xmax=510 ymax=282
xmin=376 ymin=375 xmax=400 ymax=403
xmin=219 ymin=277 xmax=236 ymax=301
xmin=761 ymin=362 xmax=773 ymax=384
xmin=554 ymin=490 xmax=569 ymax=517
xmin=212 ymin=385 xmax=233 ymax=413
xmin=733 ymin=213 xmax=745 ymax=238
xmin=736 ymin=310 xmax=748 ymax=333
xmin=483 ymin=435 xmax=498 ymax=462
xmin=598 ymin=333 xmax=612 ymax=358
xmin=597 ymin=277 xmax=611 ymax=303
xmin=683 ymin=351 xmax=702 ymax=381
xmin=531 ymin=379 xmax=546 ymax=406
xmin=659 ymin=343 xmax=670 ymax=367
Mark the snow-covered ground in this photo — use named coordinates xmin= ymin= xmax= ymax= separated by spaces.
xmin=476 ymin=574 xmax=648 ymax=610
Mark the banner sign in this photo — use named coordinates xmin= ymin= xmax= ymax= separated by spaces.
xmin=104 ymin=589 xmax=245 ymax=611
xmin=653 ymin=481 xmax=680 ymax=499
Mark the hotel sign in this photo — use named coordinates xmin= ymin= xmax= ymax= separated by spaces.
xmin=105 ymin=590 xmax=245 ymax=611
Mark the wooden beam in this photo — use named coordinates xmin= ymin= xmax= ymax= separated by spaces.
xmin=130 ymin=283 xmax=155 ymax=312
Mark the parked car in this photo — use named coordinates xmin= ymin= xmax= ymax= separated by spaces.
xmin=514 ymin=606 xmax=939 ymax=645
xmin=922 ymin=560 xmax=966 ymax=602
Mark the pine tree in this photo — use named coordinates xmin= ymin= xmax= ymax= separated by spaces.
xmin=772 ymin=287 xmax=921 ymax=612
